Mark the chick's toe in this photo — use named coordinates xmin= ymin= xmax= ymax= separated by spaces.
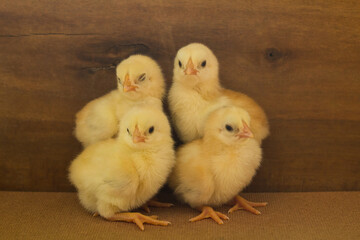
xmin=189 ymin=206 xmax=229 ymax=224
xmin=228 ymin=195 xmax=268 ymax=215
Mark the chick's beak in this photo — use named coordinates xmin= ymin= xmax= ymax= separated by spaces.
xmin=132 ymin=125 xmax=146 ymax=143
xmin=123 ymin=73 xmax=138 ymax=92
xmin=236 ymin=120 xmax=254 ymax=139
xmin=184 ymin=58 xmax=199 ymax=75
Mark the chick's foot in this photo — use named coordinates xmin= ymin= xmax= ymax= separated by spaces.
xmin=228 ymin=195 xmax=267 ymax=215
xmin=189 ymin=206 xmax=229 ymax=224
xmin=141 ymin=199 xmax=174 ymax=213
xmin=106 ymin=212 xmax=171 ymax=231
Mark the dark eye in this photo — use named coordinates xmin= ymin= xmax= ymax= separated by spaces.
xmin=117 ymin=77 xmax=122 ymax=85
xmin=138 ymin=73 xmax=146 ymax=82
xmin=127 ymin=128 xmax=130 ymax=134
xmin=225 ymin=124 xmax=233 ymax=132
xmin=148 ymin=126 xmax=154 ymax=134
xmin=201 ymin=60 xmax=206 ymax=67
xmin=178 ymin=60 xmax=182 ymax=68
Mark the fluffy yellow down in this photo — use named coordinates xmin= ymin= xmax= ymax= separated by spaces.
xmin=169 ymin=106 xmax=262 ymax=208
xmin=69 ymin=106 xmax=175 ymax=218
xmin=168 ymin=43 xmax=269 ymax=144
xmin=75 ymin=54 xmax=165 ymax=147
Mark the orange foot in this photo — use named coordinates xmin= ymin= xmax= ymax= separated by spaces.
xmin=228 ymin=195 xmax=268 ymax=215
xmin=106 ymin=212 xmax=171 ymax=231
xmin=189 ymin=206 xmax=229 ymax=224
xmin=141 ymin=199 xmax=174 ymax=213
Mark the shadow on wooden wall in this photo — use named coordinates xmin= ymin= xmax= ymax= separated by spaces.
xmin=0 ymin=0 xmax=359 ymax=192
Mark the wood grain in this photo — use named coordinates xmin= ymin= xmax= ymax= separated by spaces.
xmin=0 ymin=0 xmax=359 ymax=191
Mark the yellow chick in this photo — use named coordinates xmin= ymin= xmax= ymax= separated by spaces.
xmin=69 ymin=106 xmax=175 ymax=230
xmin=168 ymin=43 xmax=269 ymax=144
xmin=75 ymin=54 xmax=165 ymax=147
xmin=169 ymin=106 xmax=267 ymax=224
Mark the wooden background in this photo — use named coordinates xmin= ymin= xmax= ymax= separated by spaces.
xmin=0 ymin=0 xmax=359 ymax=192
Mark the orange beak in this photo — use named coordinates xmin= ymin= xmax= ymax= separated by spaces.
xmin=132 ymin=125 xmax=146 ymax=143
xmin=236 ymin=120 xmax=254 ymax=139
xmin=123 ymin=73 xmax=138 ymax=92
xmin=184 ymin=58 xmax=199 ymax=75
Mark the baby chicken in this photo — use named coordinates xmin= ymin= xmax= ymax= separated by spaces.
xmin=69 ymin=106 xmax=175 ymax=230
xmin=168 ymin=43 xmax=269 ymax=144
xmin=169 ymin=106 xmax=267 ymax=224
xmin=75 ymin=54 xmax=165 ymax=147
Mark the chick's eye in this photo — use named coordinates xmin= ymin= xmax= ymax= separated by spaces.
xmin=117 ymin=77 xmax=122 ymax=85
xmin=148 ymin=126 xmax=154 ymax=134
xmin=178 ymin=60 xmax=182 ymax=68
xmin=225 ymin=124 xmax=233 ymax=132
xmin=201 ymin=60 xmax=206 ymax=67
xmin=127 ymin=128 xmax=130 ymax=134
xmin=138 ymin=73 xmax=146 ymax=82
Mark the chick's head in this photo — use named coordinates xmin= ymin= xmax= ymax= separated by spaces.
xmin=173 ymin=43 xmax=219 ymax=88
xmin=204 ymin=106 xmax=254 ymax=145
xmin=119 ymin=106 xmax=173 ymax=149
xmin=116 ymin=55 xmax=165 ymax=101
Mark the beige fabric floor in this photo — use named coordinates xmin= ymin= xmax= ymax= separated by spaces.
xmin=0 ymin=191 xmax=359 ymax=240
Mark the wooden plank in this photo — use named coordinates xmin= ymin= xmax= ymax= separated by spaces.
xmin=0 ymin=0 xmax=359 ymax=191
xmin=249 ymin=119 xmax=360 ymax=192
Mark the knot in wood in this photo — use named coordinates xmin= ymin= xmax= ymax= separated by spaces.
xmin=265 ymin=48 xmax=282 ymax=62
